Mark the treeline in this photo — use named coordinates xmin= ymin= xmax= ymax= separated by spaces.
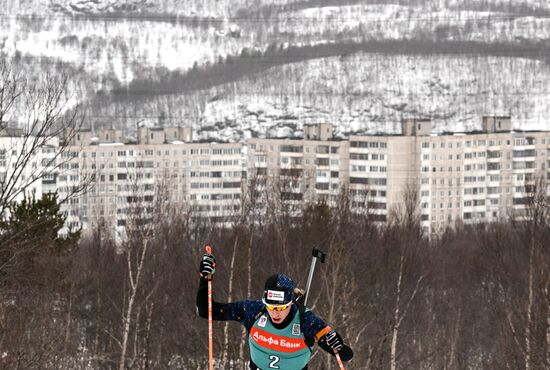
xmin=1 ymin=183 xmax=549 ymax=369
xmin=111 ymin=38 xmax=549 ymax=100
xmin=238 ymin=0 xmax=550 ymax=19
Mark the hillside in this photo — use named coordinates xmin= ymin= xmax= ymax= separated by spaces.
xmin=87 ymin=51 xmax=550 ymax=141
xmin=2 ymin=0 xmax=550 ymax=138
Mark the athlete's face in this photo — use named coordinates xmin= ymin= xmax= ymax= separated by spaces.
xmin=267 ymin=304 xmax=292 ymax=324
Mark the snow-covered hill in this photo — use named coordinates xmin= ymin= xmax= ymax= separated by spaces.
xmin=2 ymin=0 xmax=550 ymax=139
xmin=197 ymin=54 xmax=550 ymax=139
xmin=86 ymin=53 xmax=550 ymax=141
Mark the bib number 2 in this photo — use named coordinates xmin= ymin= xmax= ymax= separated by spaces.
xmin=269 ymin=355 xmax=280 ymax=368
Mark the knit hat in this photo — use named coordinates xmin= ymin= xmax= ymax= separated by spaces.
xmin=263 ymin=274 xmax=295 ymax=305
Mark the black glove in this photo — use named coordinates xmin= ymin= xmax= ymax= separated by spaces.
xmin=324 ymin=329 xmax=344 ymax=353
xmin=199 ymin=253 xmax=216 ymax=279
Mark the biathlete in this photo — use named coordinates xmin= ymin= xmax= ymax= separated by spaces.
xmin=196 ymin=252 xmax=353 ymax=369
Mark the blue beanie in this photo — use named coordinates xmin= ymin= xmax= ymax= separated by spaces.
xmin=263 ymin=274 xmax=295 ymax=305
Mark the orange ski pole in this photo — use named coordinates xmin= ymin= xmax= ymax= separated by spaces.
xmin=205 ymin=245 xmax=214 ymax=370
xmin=335 ymin=352 xmax=346 ymax=369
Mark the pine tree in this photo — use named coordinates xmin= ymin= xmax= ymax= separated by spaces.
xmin=0 ymin=192 xmax=79 ymax=286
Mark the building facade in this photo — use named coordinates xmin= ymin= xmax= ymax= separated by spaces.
xmin=12 ymin=117 xmax=550 ymax=236
xmin=0 ymin=128 xmax=59 ymax=217
xmin=57 ymin=133 xmax=245 ymax=233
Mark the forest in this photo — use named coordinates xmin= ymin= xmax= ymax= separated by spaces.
xmin=1 ymin=180 xmax=549 ymax=370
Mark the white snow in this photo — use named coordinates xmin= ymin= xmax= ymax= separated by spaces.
xmin=3 ymin=1 xmax=550 ymax=140
xmin=195 ymin=53 xmax=550 ymax=141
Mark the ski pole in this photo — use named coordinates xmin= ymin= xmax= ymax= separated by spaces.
xmin=205 ymin=245 xmax=214 ymax=370
xmin=304 ymin=248 xmax=326 ymax=307
xmin=335 ymin=352 xmax=345 ymax=370
xmin=303 ymin=248 xmax=345 ymax=370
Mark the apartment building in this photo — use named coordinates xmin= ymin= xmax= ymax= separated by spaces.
xmin=5 ymin=116 xmax=550 ymax=236
xmin=0 ymin=127 xmax=59 ymax=217
xmin=246 ymin=135 xmax=347 ymax=209
xmin=409 ymin=117 xmax=550 ymax=232
xmin=57 ymin=127 xmax=245 ymax=233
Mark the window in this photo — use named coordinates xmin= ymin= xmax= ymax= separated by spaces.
xmin=280 ymin=145 xmax=303 ymax=153
xmin=315 ymin=183 xmax=329 ymax=190
xmin=316 ymin=145 xmax=329 ymax=154
xmin=488 ymin=187 xmax=500 ymax=194
xmin=316 ymin=158 xmax=330 ymax=166
xmin=350 ymin=153 xmax=369 ymax=160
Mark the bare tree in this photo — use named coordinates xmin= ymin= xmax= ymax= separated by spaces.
xmin=520 ymin=176 xmax=550 ymax=370
xmin=263 ymin=171 xmax=308 ymax=271
xmin=386 ymin=183 xmax=426 ymax=370
xmin=0 ymin=62 xmax=82 ymax=216
xmin=220 ymin=170 xmax=265 ymax=368
xmin=117 ymin=177 xmax=171 ymax=370
xmin=478 ymin=175 xmax=550 ymax=370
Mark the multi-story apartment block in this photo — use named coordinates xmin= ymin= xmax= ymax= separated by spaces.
xmin=408 ymin=117 xmax=550 ymax=232
xmin=57 ymin=127 xmax=245 ymax=233
xmin=4 ymin=116 xmax=550 ymax=236
xmin=246 ymin=135 xmax=347 ymax=209
xmin=0 ymin=127 xmax=59 ymax=217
